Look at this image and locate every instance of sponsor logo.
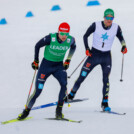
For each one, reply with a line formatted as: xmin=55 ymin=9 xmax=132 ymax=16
xmin=107 ymin=65 xmax=111 ymax=68
xmin=40 ymin=74 xmax=45 ymax=79
xmin=38 ymin=79 xmax=45 ymax=82
xmin=67 ymin=38 xmax=70 ymax=43
xmin=52 ymin=37 xmax=56 ymax=42
xmin=60 ymin=27 xmax=69 ymax=31
xmin=83 ymin=67 xmax=90 ymax=71
xmin=38 ymin=83 xmax=44 ymax=90
xmin=81 ymin=71 xmax=87 ymax=77
xmin=101 ymin=32 xmax=109 ymax=41
xmin=48 ymin=49 xmax=64 ymax=56
xmin=50 ymin=45 xmax=69 ymax=51
xmin=86 ymin=63 xmax=91 ymax=68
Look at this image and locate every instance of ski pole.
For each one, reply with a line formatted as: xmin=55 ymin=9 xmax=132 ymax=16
xmin=68 ymin=56 xmax=87 ymax=79
xmin=25 ymin=69 xmax=37 ymax=108
xmin=120 ymin=54 xmax=124 ymax=82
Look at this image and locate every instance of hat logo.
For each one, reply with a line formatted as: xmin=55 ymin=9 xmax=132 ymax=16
xmin=60 ymin=27 xmax=68 ymax=31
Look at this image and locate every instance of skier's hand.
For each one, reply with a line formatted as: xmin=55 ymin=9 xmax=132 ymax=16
xmin=32 ymin=60 xmax=39 ymax=70
xmin=63 ymin=59 xmax=70 ymax=70
xmin=121 ymin=46 xmax=127 ymax=54
xmin=86 ymin=48 xmax=92 ymax=57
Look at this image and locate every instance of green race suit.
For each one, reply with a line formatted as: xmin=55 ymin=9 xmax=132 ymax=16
xmin=44 ymin=33 xmax=72 ymax=62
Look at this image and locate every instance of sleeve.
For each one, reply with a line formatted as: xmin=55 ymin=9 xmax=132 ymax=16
xmin=116 ymin=25 xmax=126 ymax=46
xmin=66 ymin=37 xmax=76 ymax=60
xmin=83 ymin=22 xmax=96 ymax=50
xmin=34 ymin=34 xmax=51 ymax=61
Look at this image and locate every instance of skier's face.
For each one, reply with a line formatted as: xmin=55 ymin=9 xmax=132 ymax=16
xmin=104 ymin=14 xmax=114 ymax=27
xmin=58 ymin=32 xmax=69 ymax=41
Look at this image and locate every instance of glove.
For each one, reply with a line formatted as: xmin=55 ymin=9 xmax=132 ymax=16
xmin=121 ymin=46 xmax=127 ymax=54
xmin=31 ymin=60 xmax=39 ymax=70
xmin=86 ymin=48 xmax=92 ymax=57
xmin=63 ymin=59 xmax=70 ymax=70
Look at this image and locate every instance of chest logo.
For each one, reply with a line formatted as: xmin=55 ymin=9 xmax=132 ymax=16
xmin=52 ymin=37 xmax=56 ymax=42
xmin=101 ymin=32 xmax=109 ymax=41
xmin=67 ymin=38 xmax=70 ymax=43
xmin=50 ymin=45 xmax=69 ymax=50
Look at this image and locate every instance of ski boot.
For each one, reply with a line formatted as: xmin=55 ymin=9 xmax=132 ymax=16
xmin=101 ymin=97 xmax=111 ymax=112
xmin=64 ymin=90 xmax=76 ymax=102
xmin=56 ymin=102 xmax=64 ymax=119
xmin=17 ymin=108 xmax=31 ymax=120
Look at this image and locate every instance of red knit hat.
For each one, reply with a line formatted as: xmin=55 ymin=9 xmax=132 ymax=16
xmin=58 ymin=22 xmax=70 ymax=33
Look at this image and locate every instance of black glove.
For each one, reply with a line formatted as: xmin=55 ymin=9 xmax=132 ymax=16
xmin=31 ymin=60 xmax=39 ymax=70
xmin=63 ymin=59 xmax=70 ymax=70
xmin=121 ymin=46 xmax=127 ymax=54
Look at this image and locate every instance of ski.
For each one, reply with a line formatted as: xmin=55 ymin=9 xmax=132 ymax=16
xmin=96 ymin=110 xmax=126 ymax=115
xmin=45 ymin=117 xmax=82 ymax=123
xmin=31 ymin=98 xmax=88 ymax=110
xmin=1 ymin=117 xmax=32 ymax=125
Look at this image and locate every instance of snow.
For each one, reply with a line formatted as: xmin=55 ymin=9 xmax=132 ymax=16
xmin=0 ymin=0 xmax=134 ymax=134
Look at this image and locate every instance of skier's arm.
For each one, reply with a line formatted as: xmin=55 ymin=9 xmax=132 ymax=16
xmin=116 ymin=26 xmax=126 ymax=47
xmin=83 ymin=22 xmax=96 ymax=50
xmin=116 ymin=26 xmax=127 ymax=54
xmin=63 ymin=37 xmax=76 ymax=70
xmin=34 ymin=34 xmax=51 ymax=61
xmin=66 ymin=37 xmax=76 ymax=60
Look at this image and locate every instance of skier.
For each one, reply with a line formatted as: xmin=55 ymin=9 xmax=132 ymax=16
xmin=17 ymin=22 xmax=76 ymax=120
xmin=65 ymin=9 xmax=127 ymax=111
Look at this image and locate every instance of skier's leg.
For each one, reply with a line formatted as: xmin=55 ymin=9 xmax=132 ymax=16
xmin=53 ymin=68 xmax=67 ymax=118
xmin=101 ymin=54 xmax=112 ymax=111
xmin=53 ymin=69 xmax=67 ymax=103
xmin=26 ymin=59 xmax=52 ymax=109
xmin=18 ymin=59 xmax=51 ymax=120
xmin=66 ymin=56 xmax=97 ymax=100
xmin=26 ymin=71 xmax=50 ymax=109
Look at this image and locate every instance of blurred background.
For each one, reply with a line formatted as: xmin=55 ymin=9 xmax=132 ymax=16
xmin=0 ymin=0 xmax=133 ymax=108
xmin=0 ymin=0 xmax=134 ymax=133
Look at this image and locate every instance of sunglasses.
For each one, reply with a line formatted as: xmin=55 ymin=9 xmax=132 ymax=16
xmin=59 ymin=32 xmax=69 ymax=36
xmin=105 ymin=16 xmax=114 ymax=21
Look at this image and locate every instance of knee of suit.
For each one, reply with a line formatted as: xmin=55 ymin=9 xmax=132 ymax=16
xmin=60 ymin=81 xmax=67 ymax=87
xmin=31 ymin=90 xmax=42 ymax=100
xmin=103 ymin=73 xmax=109 ymax=82
xmin=103 ymin=77 xmax=109 ymax=85
xmin=76 ymin=76 xmax=85 ymax=84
